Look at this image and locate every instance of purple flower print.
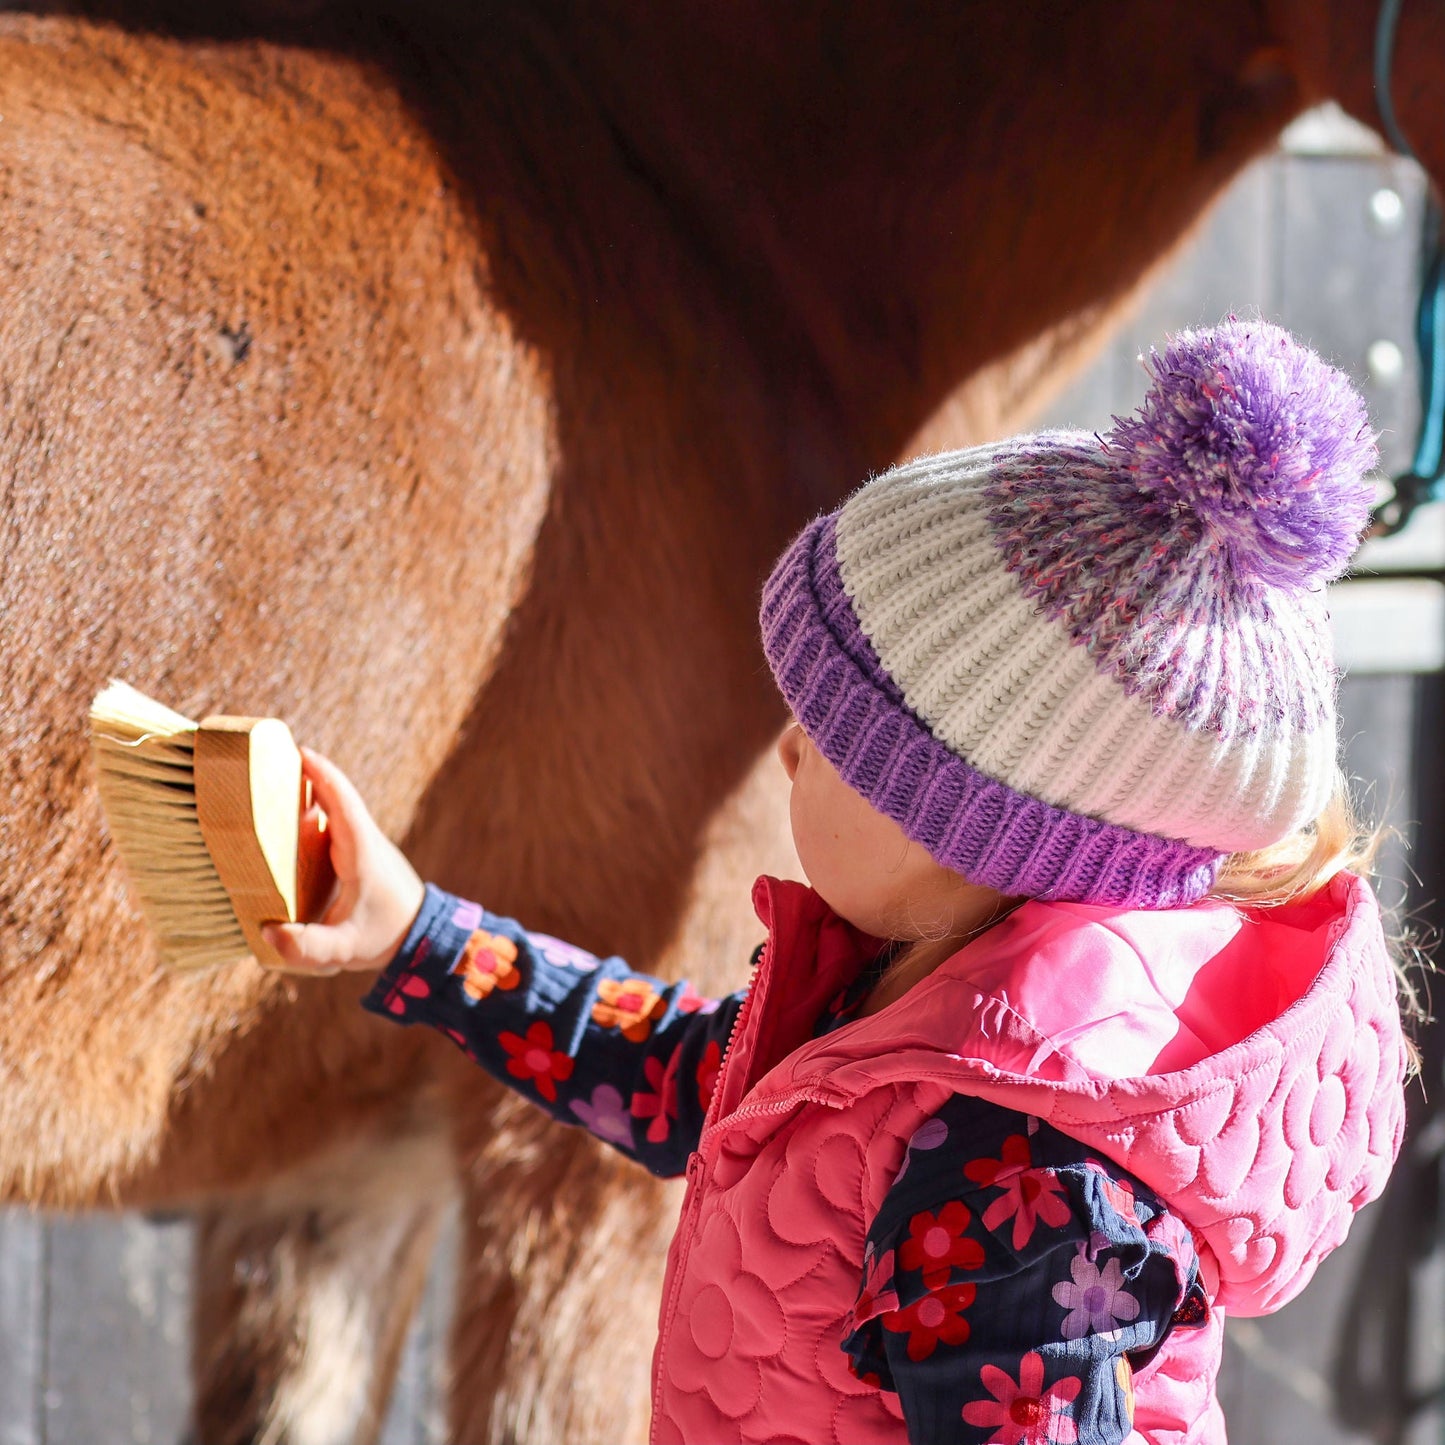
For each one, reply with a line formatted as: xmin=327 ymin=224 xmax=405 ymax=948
xmin=1051 ymin=1247 xmax=1140 ymax=1340
xmin=895 ymin=1115 xmax=949 ymax=1183
xmin=451 ymin=900 xmax=483 ymax=932
xmin=569 ymin=1084 xmax=633 ymax=1146
xmin=528 ymin=931 xmax=600 ymax=973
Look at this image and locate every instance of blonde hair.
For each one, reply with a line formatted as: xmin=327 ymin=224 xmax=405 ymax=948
xmin=1210 ymin=776 xmax=1378 ymax=907
xmin=1211 ymin=774 xmax=1428 ymax=1067
xmin=876 ymin=776 xmax=1427 ymax=1056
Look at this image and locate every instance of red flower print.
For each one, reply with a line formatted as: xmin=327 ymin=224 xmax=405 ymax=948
xmin=452 ymin=929 xmax=520 ymax=1003
xmin=966 ymin=1134 xmax=1072 ymax=1249
xmin=853 ymin=1246 xmax=898 ymax=1325
xmin=1086 ymin=1161 xmax=1140 ymax=1226
xmin=631 ymin=1048 xmax=681 ymax=1143
xmin=498 ymin=1021 xmax=574 ymax=1102
xmin=696 ymin=1039 xmax=723 ymax=1112
xmin=961 ymin=1351 xmax=1081 ymax=1444
xmin=675 ymin=983 xmax=719 ymax=1015
xmin=882 ymin=1282 xmax=976 ymax=1361
xmin=381 ymin=971 xmax=431 ymax=1015
xmin=899 ymin=1201 xmax=985 ymax=1288
xmin=591 ymin=976 xmax=667 ymax=1041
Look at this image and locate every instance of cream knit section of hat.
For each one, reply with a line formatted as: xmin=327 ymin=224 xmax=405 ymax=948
xmin=834 ymin=460 xmax=1339 ymax=853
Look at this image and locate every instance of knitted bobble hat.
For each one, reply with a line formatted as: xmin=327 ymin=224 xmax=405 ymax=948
xmin=760 ymin=320 xmax=1379 ymax=908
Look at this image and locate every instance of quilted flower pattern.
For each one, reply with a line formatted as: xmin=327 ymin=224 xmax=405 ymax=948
xmin=667 ymin=1209 xmax=787 ymax=1420
xmin=1282 ymin=1004 xmax=1376 ymax=1212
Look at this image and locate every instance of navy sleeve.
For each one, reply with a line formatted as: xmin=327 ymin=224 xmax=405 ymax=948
xmin=843 ymin=1101 xmax=1208 ymax=1445
xmin=362 ymin=885 xmax=745 ymax=1177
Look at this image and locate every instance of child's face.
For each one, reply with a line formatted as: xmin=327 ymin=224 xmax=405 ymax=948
xmin=777 ymin=721 xmax=1006 ymax=940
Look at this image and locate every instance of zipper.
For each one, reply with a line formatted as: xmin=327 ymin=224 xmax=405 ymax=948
xmin=651 ymin=1083 xmax=846 ymax=1437
xmin=703 ymin=939 xmax=768 ymax=1131
xmin=651 ymin=1148 xmax=708 ymax=1437
xmin=651 ymin=940 xmax=765 ymax=1437
xmin=699 ymin=1083 xmax=846 ymax=1150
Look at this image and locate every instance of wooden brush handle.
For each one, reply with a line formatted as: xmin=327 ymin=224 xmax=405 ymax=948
xmin=194 ymin=716 xmax=336 ymax=970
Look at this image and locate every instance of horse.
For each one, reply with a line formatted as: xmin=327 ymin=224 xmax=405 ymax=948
xmin=0 ymin=3 xmax=1440 ymax=1440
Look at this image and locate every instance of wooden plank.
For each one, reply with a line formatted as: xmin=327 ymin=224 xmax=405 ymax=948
xmin=1038 ymin=155 xmax=1276 ymax=431
xmin=1217 ymin=672 xmax=1426 ymax=1445
xmin=41 ymin=1214 xmax=192 ymax=1445
xmin=1037 ymin=146 xmax=1437 ymax=1445
xmin=379 ymin=1210 xmax=456 ymax=1445
xmin=1276 ymin=154 xmax=1429 ymax=480
xmin=0 ymin=1210 xmax=45 ymax=1445
xmin=1117 ymin=158 xmax=1275 ymax=382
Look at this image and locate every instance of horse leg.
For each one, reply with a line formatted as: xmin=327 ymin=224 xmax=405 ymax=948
xmin=187 ymin=1116 xmax=454 ymax=1445
xmin=438 ymin=1089 xmax=672 ymax=1445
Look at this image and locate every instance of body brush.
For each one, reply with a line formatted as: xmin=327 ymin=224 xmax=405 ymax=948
xmin=89 ymin=680 xmax=334 ymax=970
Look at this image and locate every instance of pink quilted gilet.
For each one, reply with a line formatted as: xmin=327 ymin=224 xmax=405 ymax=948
xmin=650 ymin=873 xmax=1407 ymax=1445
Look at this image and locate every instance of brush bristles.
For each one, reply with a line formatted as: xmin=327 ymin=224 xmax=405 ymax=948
xmin=90 ymin=680 xmax=250 ymax=970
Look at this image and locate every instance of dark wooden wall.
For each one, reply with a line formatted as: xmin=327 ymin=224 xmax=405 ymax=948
xmin=1036 ymin=106 xmax=1444 ymax=1445
xmin=1 ymin=109 xmax=1440 ymax=1445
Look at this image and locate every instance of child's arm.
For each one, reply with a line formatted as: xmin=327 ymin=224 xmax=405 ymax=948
xmin=263 ymin=750 xmax=743 ymax=1177
xmin=361 ymin=885 xmax=742 ymax=1176
xmin=844 ymin=1101 xmax=1206 ymax=1445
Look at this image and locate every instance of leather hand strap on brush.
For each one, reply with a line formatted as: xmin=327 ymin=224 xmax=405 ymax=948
xmin=90 ymin=681 xmax=336 ymax=971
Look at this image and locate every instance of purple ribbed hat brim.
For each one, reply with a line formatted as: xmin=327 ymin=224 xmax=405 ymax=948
xmin=759 ymin=515 xmax=1224 ymax=908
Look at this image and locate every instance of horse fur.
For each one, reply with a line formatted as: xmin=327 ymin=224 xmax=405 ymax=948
xmin=0 ymin=2 xmax=1440 ymax=1440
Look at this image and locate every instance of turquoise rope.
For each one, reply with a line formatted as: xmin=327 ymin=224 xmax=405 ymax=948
xmin=1371 ymin=0 xmax=1445 ymax=531
xmin=1374 ymin=0 xmax=1414 ymax=157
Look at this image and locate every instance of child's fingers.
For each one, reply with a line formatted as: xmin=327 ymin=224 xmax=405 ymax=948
xmin=298 ymin=747 xmax=369 ymax=879
xmin=262 ymin=919 xmax=359 ymax=974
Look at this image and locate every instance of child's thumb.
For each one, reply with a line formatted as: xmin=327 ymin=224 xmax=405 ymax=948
xmin=261 ymin=921 xmax=344 ymax=976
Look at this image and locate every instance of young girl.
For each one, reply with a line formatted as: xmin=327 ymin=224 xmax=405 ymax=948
xmin=266 ymin=320 xmax=1409 ymax=1445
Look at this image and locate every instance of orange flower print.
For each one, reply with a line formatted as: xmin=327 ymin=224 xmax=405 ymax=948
xmin=1116 ymin=1356 xmax=1135 ymax=1426
xmin=591 ymin=977 xmax=667 ymax=1041
xmin=452 ymin=929 xmax=521 ymax=1003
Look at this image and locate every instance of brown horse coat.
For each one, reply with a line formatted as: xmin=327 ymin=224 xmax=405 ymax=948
xmin=0 ymin=2 xmax=1441 ymax=1439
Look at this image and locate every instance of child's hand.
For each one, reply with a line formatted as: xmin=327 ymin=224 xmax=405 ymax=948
xmin=261 ymin=748 xmax=425 ymax=976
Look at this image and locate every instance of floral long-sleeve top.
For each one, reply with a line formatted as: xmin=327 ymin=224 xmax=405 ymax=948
xmin=364 ymin=885 xmax=1208 ymax=1445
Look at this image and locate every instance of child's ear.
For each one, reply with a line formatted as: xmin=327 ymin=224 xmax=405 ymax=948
xmin=777 ymin=720 xmax=805 ymax=780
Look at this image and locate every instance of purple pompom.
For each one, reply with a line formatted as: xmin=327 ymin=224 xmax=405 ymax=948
xmin=1106 ymin=321 xmax=1378 ymax=591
